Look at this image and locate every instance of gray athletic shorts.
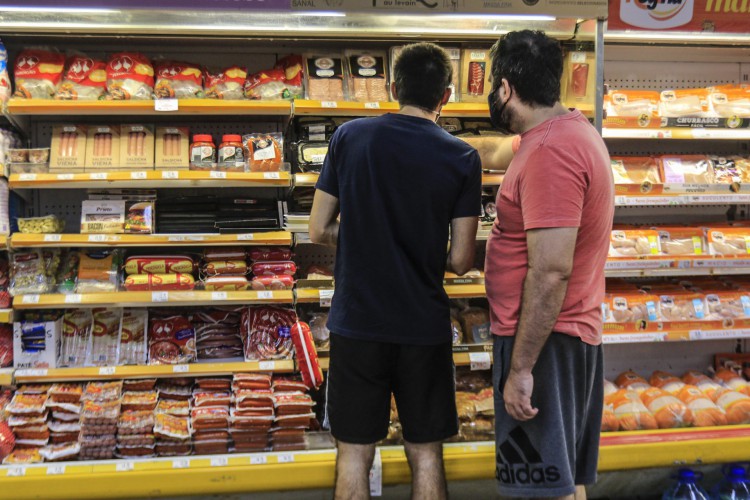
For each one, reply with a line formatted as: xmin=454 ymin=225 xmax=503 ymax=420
xmin=493 ymin=333 xmax=603 ymax=498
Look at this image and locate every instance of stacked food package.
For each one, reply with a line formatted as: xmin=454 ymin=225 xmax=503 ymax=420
xmin=117 ymin=379 xmax=157 ymax=458
xmin=124 ymin=255 xmax=196 ymax=292
xmin=270 ymin=378 xmax=314 ymax=452
xmin=605 ymin=85 xmax=750 ymax=120
xmin=80 ymin=381 xmax=122 ymax=460
xmin=155 ymin=378 xmax=193 ymax=456
xmin=44 ymin=383 xmax=82 ymax=462
xmin=610 ymin=155 xmax=750 ymax=185
xmin=191 ymin=309 xmax=243 ymax=361
xmin=231 ymin=373 xmax=274 ymax=453
xmin=192 ymin=378 xmax=232 ymax=455
xmin=202 ymin=247 xmax=251 ymax=293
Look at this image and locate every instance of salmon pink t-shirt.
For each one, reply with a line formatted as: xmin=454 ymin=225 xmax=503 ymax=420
xmin=485 ymin=110 xmax=614 ymax=345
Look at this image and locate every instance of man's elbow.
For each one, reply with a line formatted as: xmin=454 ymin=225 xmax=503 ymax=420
xmin=529 ymin=265 xmax=572 ymax=283
xmin=452 ymin=262 xmax=473 ymax=276
xmin=309 ymin=226 xmax=324 ymax=245
xmin=450 ymin=254 xmax=475 ymax=276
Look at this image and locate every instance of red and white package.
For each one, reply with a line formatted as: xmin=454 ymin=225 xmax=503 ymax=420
xmin=244 ymin=55 xmax=303 ymax=101
xmin=13 ymin=48 xmax=65 ymax=98
xmin=250 ymin=275 xmax=294 ymax=291
xmin=0 ymin=324 xmax=11 ymax=368
xmin=106 ymin=52 xmax=154 ymax=100
xmin=251 ymin=261 xmax=297 ymax=277
xmin=248 ymin=247 xmax=293 ymax=263
xmin=192 ymin=391 xmax=231 ymax=408
xmin=0 ymin=421 xmax=15 ymax=461
xmin=39 ymin=442 xmax=80 ymax=461
xmin=243 ymin=306 xmax=298 ymax=360
xmin=154 ymin=60 xmax=204 ymax=99
xmin=148 ymin=314 xmax=196 ymax=365
xmin=205 ymin=66 xmax=247 ymax=100
xmin=291 ymin=322 xmax=323 ymax=390
xmin=233 ymin=373 xmax=272 ymax=391
xmin=235 ymin=390 xmax=274 ymax=409
xmin=55 ymin=55 xmax=107 ymax=100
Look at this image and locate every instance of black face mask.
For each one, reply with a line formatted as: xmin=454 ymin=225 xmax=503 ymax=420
xmin=488 ymin=84 xmax=514 ymax=135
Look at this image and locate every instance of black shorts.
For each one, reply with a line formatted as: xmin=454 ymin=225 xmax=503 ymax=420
xmin=326 ymin=333 xmax=458 ymax=444
xmin=493 ymin=333 xmax=603 ymax=498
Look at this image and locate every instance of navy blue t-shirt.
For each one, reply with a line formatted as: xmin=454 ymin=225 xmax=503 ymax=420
xmin=316 ymin=113 xmax=482 ymax=345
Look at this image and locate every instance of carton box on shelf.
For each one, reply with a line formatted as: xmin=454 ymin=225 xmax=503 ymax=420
xmin=80 ymin=200 xmax=126 ymax=233
xmin=120 ymin=124 xmax=155 ymax=169
xmin=460 ymin=48 xmax=491 ymax=104
xmin=50 ymin=124 xmax=87 ymax=172
xmin=155 ymin=126 xmax=189 ymax=170
xmin=13 ymin=318 xmax=63 ymax=370
xmin=84 ymin=125 xmax=121 ymax=170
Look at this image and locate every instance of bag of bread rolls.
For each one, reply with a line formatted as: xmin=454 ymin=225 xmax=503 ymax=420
xmin=601 ymin=403 xmax=619 ymax=432
xmin=650 ymin=370 xmax=686 ymax=394
xmin=675 ymin=385 xmax=728 ymax=427
xmin=714 ymin=368 xmax=750 ymax=396
xmin=712 ymin=388 xmax=750 ymax=424
xmin=615 ymin=370 xmax=651 ymax=393
xmin=640 ymin=387 xmax=694 ymax=428
xmin=606 ymin=389 xmax=658 ymax=431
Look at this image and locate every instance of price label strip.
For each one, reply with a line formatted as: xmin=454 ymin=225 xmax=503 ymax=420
xmin=46 ymin=464 xmax=66 ymax=476
xmin=319 ymin=289 xmax=334 ymax=308
xmin=469 ymin=352 xmax=491 ymax=371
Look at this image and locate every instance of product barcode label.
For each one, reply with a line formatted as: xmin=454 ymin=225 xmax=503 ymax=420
xmin=152 ymin=291 xmax=169 ymax=302
xmin=263 ymin=172 xmax=280 ymax=179
xmin=43 ymin=234 xmax=61 ymax=242
xmin=88 ymin=234 xmax=107 ymax=242
xmin=64 ymin=294 xmax=82 ymax=304
xmin=172 ymin=364 xmax=189 ymax=373
xmin=364 ymin=102 xmax=380 ymax=109
xmin=210 ymin=457 xmax=228 ymax=467
xmin=21 ymin=295 xmax=40 ymax=304
xmin=277 ymin=454 xmax=295 ymax=463
xmin=56 ymin=174 xmax=74 ymax=181
xmin=17 ymin=369 xmax=47 ymax=377
xmin=116 ymin=462 xmax=134 ymax=472
xmin=257 ymin=291 xmax=273 ymax=299
xmin=319 ymin=289 xmax=334 ymax=308
xmin=155 ymin=98 xmax=179 ymax=112
xmin=211 ymin=292 xmax=228 ymax=301
xmin=469 ymin=352 xmax=491 ymax=371
xmin=259 ymin=361 xmax=275 ymax=371
xmin=209 ymin=171 xmax=227 ymax=179
xmin=18 ymin=174 xmax=37 ymax=181
xmin=98 ymin=366 xmax=116 ymax=376
xmin=47 ymin=464 xmax=66 ymax=475
xmin=7 ymin=466 xmax=26 ymax=477
xmin=172 ymin=458 xmax=190 ymax=469
xmin=130 ymin=171 xmax=148 ymax=180
xmin=162 ymin=171 xmax=179 ymax=179
xmin=89 ymin=172 xmax=108 ymax=180
xmin=236 ymin=234 xmax=254 ymax=241
xmin=250 ymin=456 xmax=268 ymax=465
xmin=321 ymin=101 xmax=337 ymax=108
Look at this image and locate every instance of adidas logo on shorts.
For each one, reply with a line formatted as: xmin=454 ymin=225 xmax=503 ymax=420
xmin=496 ymin=427 xmax=561 ymax=485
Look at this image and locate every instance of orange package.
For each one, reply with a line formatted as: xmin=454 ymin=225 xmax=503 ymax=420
xmin=655 ymin=227 xmax=705 ymax=256
xmin=640 ymin=387 xmax=694 ymax=428
xmin=615 ymin=371 xmax=651 ymax=393
xmin=604 ymin=293 xmax=660 ymax=324
xmin=659 ymin=88 xmax=710 ymax=117
xmin=601 ymin=403 xmax=619 ymax=432
xmin=649 ymin=371 xmax=686 ymax=394
xmin=714 ymin=368 xmax=750 ymax=396
xmin=609 ymin=230 xmax=661 ymax=258
xmin=605 ymin=90 xmax=659 ymax=118
xmin=675 ymin=385 xmax=728 ymax=427
xmin=604 ymin=379 xmax=618 ymax=397
xmin=707 ymin=228 xmax=750 ymax=256
xmin=709 ymin=87 xmax=750 ymax=118
xmin=243 ymin=133 xmax=283 ymax=172
xmin=658 ymin=292 xmax=707 ymax=321
xmin=610 ymin=157 xmax=661 ymax=185
xmin=683 ymin=371 xmax=725 ymax=400
xmin=13 ymin=48 xmax=65 ymax=99
xmin=712 ymin=388 xmax=750 ymax=424
xmin=605 ymin=389 xmax=658 ymax=431
xmin=704 ymin=292 xmax=750 ymax=321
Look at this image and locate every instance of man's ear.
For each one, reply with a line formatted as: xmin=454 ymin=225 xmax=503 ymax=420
xmin=441 ymin=87 xmax=451 ymax=106
xmin=391 ymin=82 xmax=398 ymax=100
xmin=500 ymin=78 xmax=512 ymax=100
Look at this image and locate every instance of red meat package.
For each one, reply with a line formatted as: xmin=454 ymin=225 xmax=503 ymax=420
xmin=55 ymin=55 xmax=107 ymax=100
xmin=13 ymin=48 xmax=65 ymax=98
xmin=205 ymin=66 xmax=246 ymax=100
xmin=251 ymin=261 xmax=296 ymax=277
xmin=106 ymin=52 xmax=154 ymax=100
xmin=154 ymin=60 xmax=204 ymax=99
xmin=250 ymin=275 xmax=294 ymax=291
xmin=243 ymin=306 xmax=297 ymax=360
xmin=0 ymin=324 xmax=11 ymax=368
xmin=148 ymin=315 xmax=196 ymax=365
xmin=291 ymin=322 xmax=323 ymax=390
xmin=248 ymin=247 xmax=293 ymax=263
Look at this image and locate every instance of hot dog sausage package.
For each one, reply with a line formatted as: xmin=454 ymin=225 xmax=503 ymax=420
xmin=205 ymin=66 xmax=246 ymax=100
xmin=562 ymin=50 xmax=595 ymax=113
xmin=106 ymin=52 xmax=154 ymax=100
xmin=344 ymin=50 xmax=388 ymax=103
xmin=84 ymin=125 xmax=121 ymax=170
xmin=119 ymin=124 xmax=155 ymax=169
xmin=155 ymin=127 xmax=190 ymax=170
xmin=55 ymin=54 xmax=107 ymax=101
xmin=118 ymin=309 xmax=148 ymax=366
xmin=610 ymin=156 xmax=661 ymax=185
xmin=59 ymin=309 xmax=93 ymax=368
xmin=148 ymin=313 xmax=196 ymax=365
xmin=154 ymin=60 xmax=204 ymax=99
xmin=13 ymin=48 xmax=65 ymax=99
xmin=88 ymin=309 xmax=122 ymax=367
xmin=242 ymin=133 xmax=284 ymax=172
xmin=50 ymin=124 xmax=87 ymax=172
xmin=460 ymin=48 xmax=491 ymax=104
xmin=304 ymin=54 xmax=347 ymax=101
xmin=291 ymin=321 xmax=323 ymax=390
xmin=242 ymin=306 xmax=298 ymax=361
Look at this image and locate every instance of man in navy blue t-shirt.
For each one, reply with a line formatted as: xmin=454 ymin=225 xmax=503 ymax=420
xmin=310 ymin=42 xmax=482 ymax=500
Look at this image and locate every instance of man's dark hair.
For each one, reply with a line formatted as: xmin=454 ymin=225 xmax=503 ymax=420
xmin=490 ymin=30 xmax=563 ymax=107
xmin=393 ymin=43 xmax=453 ymax=110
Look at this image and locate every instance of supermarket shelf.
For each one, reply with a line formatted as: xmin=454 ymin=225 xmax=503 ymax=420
xmin=8 ymin=171 xmax=291 ymax=189
xmin=293 ymin=100 xmax=492 ymax=118
xmin=615 ymin=194 xmax=750 ymax=206
xmin=294 ymin=171 xmax=504 ymax=187
xmin=297 ymin=284 xmax=486 ymax=302
xmin=0 ymin=368 xmax=13 ymax=386
xmin=14 ymin=360 xmax=294 ymax=383
xmin=6 ymin=98 xmax=292 ymax=116
xmin=603 ymin=127 xmax=750 ymax=140
xmin=10 ymin=232 xmax=291 ymax=248
xmin=317 ymin=345 xmax=493 ymax=371
xmin=12 ymin=290 xmax=293 ymax=309
xmin=0 ymin=309 xmax=12 ymax=323
xmin=602 ymin=328 xmax=750 ymax=344
xmin=0 ymin=443 xmax=494 ymax=499
xmin=0 ymin=235 xmax=6 ymax=248
xmin=605 ymin=257 xmax=750 ymax=277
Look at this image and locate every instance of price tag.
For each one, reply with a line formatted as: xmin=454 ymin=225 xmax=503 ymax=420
xmin=17 ymin=368 xmax=47 ymax=377
xmin=369 ymin=448 xmax=382 ymax=497
xmin=172 ymin=458 xmax=190 ymax=469
xmin=172 ymin=364 xmax=189 ymax=373
xmin=152 ymin=291 xmax=169 ymax=302
xmin=130 ymin=171 xmax=148 ymax=180
xmin=262 ymin=172 xmax=280 ymax=180
xmin=162 ymin=171 xmax=179 ymax=180
xmin=155 ymin=98 xmax=178 ymax=112
xmin=89 ymin=172 xmax=108 ymax=180
xmin=259 ymin=361 xmax=275 ymax=371
xmin=56 ymin=173 xmax=74 ymax=181
xmin=469 ymin=352 xmax=491 ymax=371
xmin=236 ymin=234 xmax=254 ymax=241
xmin=47 ymin=464 xmax=66 ymax=475
xmin=211 ymin=292 xmax=228 ymax=301
xmin=277 ymin=454 xmax=295 ymax=463
xmin=18 ymin=173 xmax=37 ymax=181
xmin=250 ymin=455 xmax=268 ymax=465
xmin=571 ymin=51 xmax=587 ymax=63
xmin=257 ymin=291 xmax=273 ymax=299
xmin=364 ymin=102 xmax=380 ymax=109
xmin=21 ymin=295 xmax=40 ymax=304
xmin=209 ymin=171 xmax=227 ymax=179
xmin=64 ymin=294 xmax=82 ymax=304
xmin=88 ymin=234 xmax=107 ymax=242
xmin=43 ymin=234 xmax=61 ymax=242
xmin=7 ymin=466 xmax=26 ymax=477
xmin=167 ymin=235 xmax=186 ymax=242
xmin=98 ymin=366 xmax=116 ymax=376
xmin=210 ymin=457 xmax=228 ymax=467
xmin=321 ymin=101 xmax=337 ymax=108
xmin=319 ymin=289 xmax=334 ymax=308
xmin=116 ymin=461 xmax=134 ymax=472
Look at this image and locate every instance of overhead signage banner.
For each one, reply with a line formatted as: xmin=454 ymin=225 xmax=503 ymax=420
xmin=608 ymin=0 xmax=750 ymax=32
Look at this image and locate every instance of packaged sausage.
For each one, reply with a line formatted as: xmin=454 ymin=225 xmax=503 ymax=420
xmin=659 ymin=88 xmax=710 ymax=117
xmin=233 ymin=373 xmax=272 ymax=392
xmin=250 ymin=275 xmax=294 ymax=291
xmin=605 ymin=90 xmax=660 ymax=119
xmin=659 ymin=155 xmax=715 ymax=184
xmin=50 ymin=124 xmax=87 ymax=172
xmin=55 ymin=55 xmax=107 ymax=100
xmin=235 ymin=390 xmax=275 ymax=409
xmin=120 ymin=125 xmax=155 ymax=170
xmin=305 ymin=54 xmax=346 ymax=101
xmin=39 ymin=442 xmax=80 ymax=461
xmin=148 ymin=314 xmax=196 ymax=365
xmin=204 ymin=260 xmax=248 ymax=276
xmin=123 ymin=378 xmax=156 ymax=392
xmin=105 ymin=52 xmax=154 ymax=100
xmin=88 ymin=309 xmax=122 ymax=366
xmin=156 ymin=126 xmax=190 ymax=170
xmin=125 ymin=255 xmax=195 ymax=275
xmin=204 ymin=275 xmax=249 ymax=291
xmin=655 ymin=227 xmax=705 ymax=256
xmin=196 ymin=378 xmax=231 ymax=391
xmin=290 ymin=322 xmax=323 ymax=390
xmin=204 ymin=248 xmax=246 ymax=262
xmin=193 ymin=391 xmax=231 ymax=408
xmin=124 ymin=273 xmax=195 ymax=291
xmin=460 ymin=48 xmax=491 ymax=104
xmin=605 ymin=389 xmax=658 ymax=431
xmin=675 ymin=385 xmax=728 ymax=427
xmin=59 ymin=309 xmax=93 ymax=367
xmin=121 ymin=392 xmax=158 ymax=412
xmin=345 ymin=50 xmax=388 ymax=103
xmin=610 ymin=157 xmax=662 ymax=185
xmin=2 ymin=448 xmax=42 ymax=465
xmin=154 ymin=60 xmax=204 ymax=99
xmin=649 ymin=371 xmax=686 ymax=394
xmin=639 ymin=387 xmax=694 ymax=428
xmin=248 ymin=247 xmax=293 ymax=263
xmin=118 ymin=309 xmax=148 ymax=366
xmin=205 ymin=66 xmax=246 ymax=100
xmin=243 ymin=133 xmax=284 ymax=172
xmin=609 ymin=230 xmax=661 ymax=258
xmin=6 ymin=393 xmax=47 ymax=415
xmin=243 ymin=55 xmax=304 ymax=101
xmin=154 ymin=414 xmax=192 ymax=440
xmin=614 ymin=371 xmax=651 ymax=393
xmin=13 ymin=48 xmax=65 ymax=99
xmin=707 ymin=228 xmax=750 ymax=256
xmin=155 ymin=399 xmax=190 ymax=417
xmin=243 ymin=306 xmax=298 ymax=360
xmin=251 ymin=261 xmax=296 ymax=277
xmin=82 ymin=381 xmax=122 ymax=402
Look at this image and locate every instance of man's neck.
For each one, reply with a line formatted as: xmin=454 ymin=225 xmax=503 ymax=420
xmin=398 ymin=104 xmax=439 ymax=122
xmin=516 ymin=102 xmax=570 ymax=134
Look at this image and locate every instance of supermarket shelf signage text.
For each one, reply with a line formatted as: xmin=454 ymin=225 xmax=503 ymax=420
xmin=610 ymin=0 xmax=750 ymax=31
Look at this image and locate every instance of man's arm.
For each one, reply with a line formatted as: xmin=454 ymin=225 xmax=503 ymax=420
xmin=460 ymin=136 xmax=518 ymax=171
xmin=503 ymin=226 xmax=578 ymax=421
xmin=309 ymin=190 xmax=340 ymax=248
xmin=447 ymin=216 xmax=478 ymax=276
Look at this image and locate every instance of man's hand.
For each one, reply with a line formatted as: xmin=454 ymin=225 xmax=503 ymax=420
xmin=503 ymin=369 xmax=538 ymax=421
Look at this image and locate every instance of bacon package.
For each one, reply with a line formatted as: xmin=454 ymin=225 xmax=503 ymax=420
xmin=154 ymin=60 xmax=204 ymax=99
xmin=13 ymin=49 xmax=65 ymax=98
xmin=106 ymin=52 xmax=154 ymax=100
xmin=610 ymin=157 xmax=661 ymax=185
xmin=243 ymin=133 xmax=284 ymax=172
xmin=244 ymin=55 xmax=303 ymax=101
xmin=242 ymin=306 xmax=298 ymax=360
xmin=205 ymin=66 xmax=247 ymax=100
xmin=55 ymin=55 xmax=107 ymax=100
xmin=148 ymin=314 xmax=196 ymax=365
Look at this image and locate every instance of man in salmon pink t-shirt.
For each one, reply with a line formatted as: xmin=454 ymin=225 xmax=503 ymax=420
xmin=483 ymin=31 xmax=614 ymax=500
